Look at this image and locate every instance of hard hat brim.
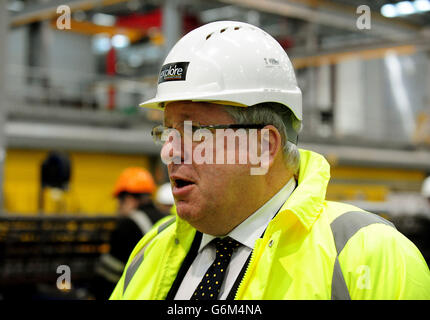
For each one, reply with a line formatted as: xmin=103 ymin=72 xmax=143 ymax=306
xmin=139 ymin=88 xmax=303 ymax=121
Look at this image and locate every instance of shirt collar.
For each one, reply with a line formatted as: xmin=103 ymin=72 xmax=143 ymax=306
xmin=199 ymin=177 xmax=296 ymax=252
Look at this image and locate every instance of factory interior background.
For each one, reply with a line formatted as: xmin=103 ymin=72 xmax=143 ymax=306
xmin=0 ymin=0 xmax=429 ymax=300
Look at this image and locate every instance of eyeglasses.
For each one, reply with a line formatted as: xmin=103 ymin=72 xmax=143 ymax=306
xmin=151 ymin=122 xmax=267 ymax=145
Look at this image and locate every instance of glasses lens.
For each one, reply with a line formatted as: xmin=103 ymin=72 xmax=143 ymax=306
xmin=151 ymin=126 xmax=165 ymax=145
xmin=152 ymin=126 xmax=183 ymax=145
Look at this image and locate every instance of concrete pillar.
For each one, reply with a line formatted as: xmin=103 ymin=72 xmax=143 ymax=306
xmin=304 ymin=22 xmax=319 ymax=134
xmin=0 ymin=0 xmax=8 ymax=212
xmin=162 ymin=0 xmax=183 ymax=56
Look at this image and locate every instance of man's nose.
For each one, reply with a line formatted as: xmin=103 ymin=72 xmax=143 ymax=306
xmin=160 ymin=133 xmax=183 ymax=164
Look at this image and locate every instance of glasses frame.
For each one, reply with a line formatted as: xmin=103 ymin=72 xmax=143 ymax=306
xmin=151 ymin=123 xmax=267 ymax=145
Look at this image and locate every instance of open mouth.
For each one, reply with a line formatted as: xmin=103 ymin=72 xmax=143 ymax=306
xmin=171 ymin=177 xmax=196 ymax=197
xmin=174 ymin=178 xmax=195 ymax=188
xmin=170 ymin=174 xmax=196 ymax=197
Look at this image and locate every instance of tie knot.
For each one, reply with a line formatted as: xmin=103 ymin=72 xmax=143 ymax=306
xmin=213 ymin=237 xmax=240 ymax=257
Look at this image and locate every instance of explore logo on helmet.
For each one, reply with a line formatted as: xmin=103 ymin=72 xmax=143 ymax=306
xmin=158 ymin=62 xmax=190 ymax=84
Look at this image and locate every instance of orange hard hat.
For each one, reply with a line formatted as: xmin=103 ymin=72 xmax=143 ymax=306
xmin=113 ymin=167 xmax=156 ymax=196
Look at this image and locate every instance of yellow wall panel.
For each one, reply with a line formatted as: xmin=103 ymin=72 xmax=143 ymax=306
xmin=4 ymin=150 xmax=47 ymax=214
xmin=326 ymin=184 xmax=389 ymax=202
xmin=330 ymin=166 xmax=425 ymax=182
xmin=4 ymin=149 xmax=152 ymax=216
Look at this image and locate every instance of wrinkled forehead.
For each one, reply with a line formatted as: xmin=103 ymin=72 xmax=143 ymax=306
xmin=164 ymin=101 xmax=234 ymax=126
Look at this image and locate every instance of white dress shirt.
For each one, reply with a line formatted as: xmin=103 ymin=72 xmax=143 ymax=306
xmin=174 ymin=178 xmax=296 ymax=300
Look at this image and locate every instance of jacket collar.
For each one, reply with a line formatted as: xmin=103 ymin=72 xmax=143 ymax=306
xmin=276 ymin=149 xmax=330 ymax=231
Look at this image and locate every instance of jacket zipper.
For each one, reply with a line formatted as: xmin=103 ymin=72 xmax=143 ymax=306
xmin=234 ymin=239 xmax=261 ymax=299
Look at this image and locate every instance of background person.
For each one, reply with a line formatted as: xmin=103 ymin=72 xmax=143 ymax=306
xmin=92 ymin=167 xmax=165 ymax=299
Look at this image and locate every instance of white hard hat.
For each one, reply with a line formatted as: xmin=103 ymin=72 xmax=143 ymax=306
xmin=140 ymin=21 xmax=302 ymax=122
xmin=422 ymin=176 xmax=430 ymax=198
xmin=156 ymin=183 xmax=174 ymax=205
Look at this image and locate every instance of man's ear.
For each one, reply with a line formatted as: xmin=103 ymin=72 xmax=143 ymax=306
xmin=262 ymin=125 xmax=282 ymax=168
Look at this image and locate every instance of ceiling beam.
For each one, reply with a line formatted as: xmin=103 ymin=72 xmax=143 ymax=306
xmin=218 ymin=0 xmax=420 ymax=41
xmin=10 ymin=0 xmax=130 ymax=27
xmin=299 ymin=142 xmax=430 ymax=170
xmin=5 ymin=120 xmax=160 ymax=155
xmin=288 ymin=34 xmax=430 ymax=69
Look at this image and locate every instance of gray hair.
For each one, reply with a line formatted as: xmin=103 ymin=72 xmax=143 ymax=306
xmin=223 ymin=103 xmax=302 ymax=175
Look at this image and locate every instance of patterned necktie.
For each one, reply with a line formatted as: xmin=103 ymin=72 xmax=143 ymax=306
xmin=191 ymin=237 xmax=240 ymax=300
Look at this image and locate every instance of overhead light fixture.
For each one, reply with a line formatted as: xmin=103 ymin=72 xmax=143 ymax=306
xmin=92 ymin=13 xmax=116 ymax=26
xmin=396 ymin=1 xmax=415 ymax=15
xmin=381 ymin=0 xmax=430 ymax=17
xmin=111 ymin=34 xmax=130 ymax=49
xmin=414 ymin=0 xmax=430 ymax=11
xmin=381 ymin=4 xmax=398 ymax=17
xmin=92 ymin=34 xmax=111 ymax=53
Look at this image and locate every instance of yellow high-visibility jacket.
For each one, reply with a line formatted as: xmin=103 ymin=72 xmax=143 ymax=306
xmin=110 ymin=149 xmax=430 ymax=299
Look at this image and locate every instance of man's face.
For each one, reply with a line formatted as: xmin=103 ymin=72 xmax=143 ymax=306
xmin=163 ymin=101 xmax=258 ymax=235
xmin=117 ymin=194 xmax=139 ymax=216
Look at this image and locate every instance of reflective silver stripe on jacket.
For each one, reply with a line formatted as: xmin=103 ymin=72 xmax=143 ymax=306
xmin=123 ymin=216 xmax=176 ymax=295
xmin=95 ymin=253 xmax=125 ymax=283
xmin=330 ymin=211 xmax=395 ymax=300
xmin=129 ymin=210 xmax=154 ymax=235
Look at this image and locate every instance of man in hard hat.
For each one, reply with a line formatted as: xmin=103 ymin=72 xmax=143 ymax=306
xmin=111 ymin=21 xmax=430 ymax=300
xmin=92 ymin=167 xmax=165 ymax=299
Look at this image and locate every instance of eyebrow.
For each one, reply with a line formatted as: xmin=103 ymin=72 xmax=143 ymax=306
xmin=164 ymin=112 xmax=194 ymax=127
